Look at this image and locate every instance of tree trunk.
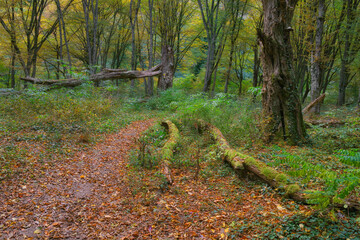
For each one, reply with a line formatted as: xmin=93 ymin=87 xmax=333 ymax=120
xmin=147 ymin=0 xmax=154 ymax=96
xmin=310 ymin=0 xmax=325 ymax=114
xmin=338 ymin=0 xmax=351 ymax=106
xmin=10 ymin=45 xmax=16 ymax=88
xmin=203 ymin=37 xmax=215 ymax=92
xmin=258 ymin=0 xmax=307 ymax=144
xmin=224 ymin=40 xmax=235 ymax=93
xmin=211 ymin=65 xmax=218 ymax=97
xmin=158 ymin=45 xmax=174 ymax=90
xmin=252 ymin=44 xmax=260 ymax=87
xmin=338 ymin=57 xmax=349 ymax=106
xmin=57 ymin=0 xmax=72 ymax=76
xmin=129 ymin=0 xmax=141 ymax=90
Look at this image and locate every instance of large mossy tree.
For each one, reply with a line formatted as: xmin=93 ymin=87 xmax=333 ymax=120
xmin=258 ymin=0 xmax=307 ymax=144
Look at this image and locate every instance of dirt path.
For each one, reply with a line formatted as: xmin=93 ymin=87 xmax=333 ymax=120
xmin=0 ymin=119 xmax=155 ymax=239
xmin=1 ymin=119 xmax=309 ymax=239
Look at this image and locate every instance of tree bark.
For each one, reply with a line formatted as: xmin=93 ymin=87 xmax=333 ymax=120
xmin=252 ymin=44 xmax=260 ymax=88
xmin=10 ymin=45 xmax=16 ymax=89
xmin=258 ymin=0 xmax=307 ymax=144
xmin=310 ymin=0 xmax=325 ymax=114
xmin=203 ymin=37 xmax=216 ymax=92
xmin=147 ymin=0 xmax=154 ymax=96
xmin=129 ymin=0 xmax=141 ymax=90
xmin=158 ymin=45 xmax=175 ymax=90
xmin=337 ymin=0 xmax=359 ymax=106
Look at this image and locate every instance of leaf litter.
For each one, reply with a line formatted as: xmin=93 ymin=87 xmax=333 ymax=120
xmin=0 ymin=119 xmax=312 ymax=239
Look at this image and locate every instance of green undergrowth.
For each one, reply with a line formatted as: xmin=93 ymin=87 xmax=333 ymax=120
xmin=261 ymin=211 xmax=360 ymax=239
xmin=129 ymin=119 xmax=236 ymax=190
xmin=128 ymin=89 xmax=262 ymax=147
xmin=0 ymin=84 xmax=157 ymax=180
xmin=256 ymin=145 xmax=360 ymax=209
xmin=129 ymin=122 xmax=167 ymax=169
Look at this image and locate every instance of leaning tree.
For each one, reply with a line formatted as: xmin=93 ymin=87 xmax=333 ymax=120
xmin=258 ymin=0 xmax=307 ymax=144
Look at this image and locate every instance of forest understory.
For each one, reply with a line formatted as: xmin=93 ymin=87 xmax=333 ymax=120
xmin=1 ymin=87 xmax=359 ymax=239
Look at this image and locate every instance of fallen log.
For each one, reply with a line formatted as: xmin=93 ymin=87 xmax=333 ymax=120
xmin=20 ymin=65 xmax=162 ymax=87
xmin=0 ymin=88 xmax=21 ymax=96
xmin=160 ymin=120 xmax=180 ymax=185
xmin=197 ymin=119 xmax=360 ymax=211
xmin=20 ymin=77 xmax=83 ymax=87
xmin=196 ymin=119 xmax=244 ymax=170
xmin=302 ymin=93 xmax=326 ymax=114
xmin=91 ymin=65 xmax=162 ymax=81
xmin=305 ymin=119 xmax=346 ymax=128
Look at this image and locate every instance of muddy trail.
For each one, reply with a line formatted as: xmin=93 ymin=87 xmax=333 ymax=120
xmin=0 ymin=119 xmax=307 ymax=239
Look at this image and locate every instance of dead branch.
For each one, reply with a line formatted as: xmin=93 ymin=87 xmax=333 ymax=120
xmin=302 ymin=93 xmax=326 ymax=114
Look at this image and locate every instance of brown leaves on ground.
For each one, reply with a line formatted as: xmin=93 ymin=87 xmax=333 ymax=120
xmin=0 ymin=119 xmax=309 ymax=239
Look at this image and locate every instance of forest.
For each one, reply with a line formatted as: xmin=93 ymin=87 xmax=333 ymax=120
xmin=0 ymin=0 xmax=360 ymax=238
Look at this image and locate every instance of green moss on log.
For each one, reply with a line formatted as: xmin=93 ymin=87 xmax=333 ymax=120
xmin=197 ymin=119 xmax=245 ymax=169
xmin=161 ymin=120 xmax=180 ymax=161
xmin=275 ymin=174 xmax=288 ymax=185
xmin=261 ymin=168 xmax=278 ymax=180
xmin=285 ymin=184 xmax=301 ymax=196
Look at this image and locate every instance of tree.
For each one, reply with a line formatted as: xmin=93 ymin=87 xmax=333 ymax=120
xmin=310 ymin=0 xmax=325 ymax=114
xmin=223 ymin=0 xmax=248 ymax=93
xmin=338 ymin=0 xmax=360 ymax=106
xmin=82 ymin=0 xmax=99 ymax=79
xmin=156 ymin=0 xmax=193 ymax=91
xmin=129 ymin=0 xmax=141 ymax=89
xmin=55 ymin=0 xmax=72 ymax=78
xmin=0 ymin=0 xmax=73 ymax=79
xmin=197 ymin=0 xmax=227 ymax=92
xmin=258 ymin=0 xmax=307 ymax=144
xmin=146 ymin=0 xmax=155 ymax=96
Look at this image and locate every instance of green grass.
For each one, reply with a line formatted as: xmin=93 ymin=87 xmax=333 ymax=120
xmin=0 ymin=84 xmax=159 ymax=179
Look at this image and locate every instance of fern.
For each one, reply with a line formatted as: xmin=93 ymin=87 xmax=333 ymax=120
xmin=268 ymin=149 xmax=360 ymax=208
xmin=337 ymin=149 xmax=360 ymax=167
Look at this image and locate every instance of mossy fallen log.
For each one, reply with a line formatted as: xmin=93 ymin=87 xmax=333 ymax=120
xmin=197 ymin=119 xmax=359 ymax=211
xmin=197 ymin=120 xmax=299 ymax=196
xmin=160 ymin=120 xmax=180 ymax=185
xmin=196 ymin=119 xmax=244 ymax=170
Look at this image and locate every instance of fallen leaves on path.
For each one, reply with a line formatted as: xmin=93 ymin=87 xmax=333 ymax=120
xmin=0 ymin=119 xmax=309 ymax=239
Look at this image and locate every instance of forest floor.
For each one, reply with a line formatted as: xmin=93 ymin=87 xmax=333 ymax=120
xmin=0 ymin=118 xmax=313 ymax=239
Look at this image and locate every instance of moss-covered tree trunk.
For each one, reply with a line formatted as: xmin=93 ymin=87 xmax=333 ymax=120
xmin=258 ymin=0 xmax=307 ymax=144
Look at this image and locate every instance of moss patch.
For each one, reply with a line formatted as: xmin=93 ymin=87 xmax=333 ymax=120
xmin=285 ymin=184 xmax=301 ymax=196
xmin=275 ymin=174 xmax=288 ymax=185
